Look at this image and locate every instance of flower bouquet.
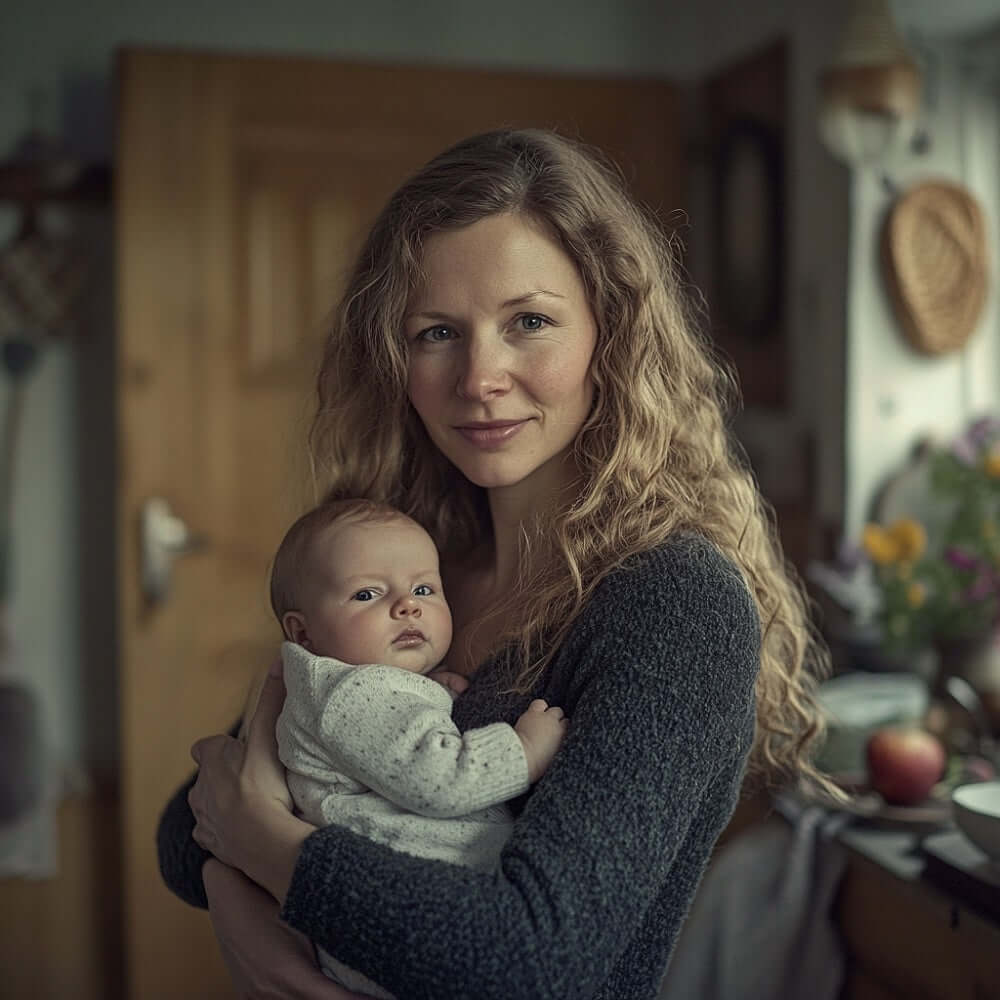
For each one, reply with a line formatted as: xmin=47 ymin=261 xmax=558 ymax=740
xmin=860 ymin=416 xmax=1000 ymax=654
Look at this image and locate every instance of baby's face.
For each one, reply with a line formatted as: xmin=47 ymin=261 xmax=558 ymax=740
xmin=294 ymin=517 xmax=452 ymax=672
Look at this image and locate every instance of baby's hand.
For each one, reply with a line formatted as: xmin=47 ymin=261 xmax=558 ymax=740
xmin=514 ymin=699 xmax=568 ymax=783
xmin=428 ymin=669 xmax=470 ymax=700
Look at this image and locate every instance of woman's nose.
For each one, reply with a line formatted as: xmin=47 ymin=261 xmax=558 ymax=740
xmin=455 ymin=338 xmax=512 ymax=401
xmin=391 ymin=595 xmax=421 ymax=618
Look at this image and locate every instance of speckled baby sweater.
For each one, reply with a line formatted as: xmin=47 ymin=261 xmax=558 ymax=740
xmin=157 ymin=533 xmax=760 ymax=1000
xmin=276 ymin=642 xmax=530 ymax=996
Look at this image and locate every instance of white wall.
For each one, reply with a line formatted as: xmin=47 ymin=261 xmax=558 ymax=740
xmin=843 ymin=46 xmax=1000 ymax=536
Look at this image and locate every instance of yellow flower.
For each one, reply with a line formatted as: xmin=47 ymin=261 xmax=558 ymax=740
xmin=906 ymin=582 xmax=926 ymax=607
xmin=862 ymin=524 xmax=898 ymax=565
xmin=890 ymin=518 xmax=927 ymax=562
xmin=862 ymin=518 xmax=927 ymax=565
xmin=985 ymin=448 xmax=1000 ymax=478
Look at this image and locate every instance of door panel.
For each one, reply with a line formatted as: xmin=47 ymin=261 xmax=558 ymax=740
xmin=117 ymin=47 xmax=681 ymax=999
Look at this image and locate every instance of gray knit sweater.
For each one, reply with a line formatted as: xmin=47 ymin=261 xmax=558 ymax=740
xmin=157 ymin=533 xmax=760 ymax=999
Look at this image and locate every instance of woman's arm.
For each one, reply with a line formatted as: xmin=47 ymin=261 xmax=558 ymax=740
xmin=277 ymin=544 xmax=761 ymax=1000
xmin=157 ymin=759 xmax=219 ymax=909
xmin=187 ymin=665 xmax=315 ymax=904
xmin=159 ymin=670 xmax=357 ymax=997
xmin=203 ymin=859 xmax=368 ymax=999
xmin=157 ymin=661 xmax=313 ymax=909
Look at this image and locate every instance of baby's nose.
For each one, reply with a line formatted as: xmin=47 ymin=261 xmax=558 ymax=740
xmin=392 ymin=595 xmax=421 ymax=617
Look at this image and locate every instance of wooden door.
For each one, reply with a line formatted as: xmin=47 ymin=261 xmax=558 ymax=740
xmin=117 ymin=47 xmax=681 ymax=999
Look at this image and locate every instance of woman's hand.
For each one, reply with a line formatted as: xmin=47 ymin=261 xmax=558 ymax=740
xmin=190 ymin=660 xmax=314 ymax=902
xmin=204 ymin=858 xmax=367 ymax=1000
xmin=427 ymin=667 xmax=470 ymax=699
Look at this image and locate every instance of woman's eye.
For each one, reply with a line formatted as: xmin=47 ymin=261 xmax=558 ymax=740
xmin=518 ymin=313 xmax=548 ymax=332
xmin=417 ymin=325 xmax=456 ymax=344
xmin=352 ymin=589 xmax=377 ymax=602
xmin=413 ymin=584 xmax=433 ymax=596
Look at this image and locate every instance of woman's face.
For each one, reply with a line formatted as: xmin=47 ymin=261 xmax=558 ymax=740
xmin=404 ymin=213 xmax=598 ymax=500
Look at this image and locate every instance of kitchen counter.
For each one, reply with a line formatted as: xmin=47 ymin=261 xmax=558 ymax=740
xmin=716 ymin=788 xmax=1000 ymax=999
xmin=834 ymin=822 xmax=1000 ymax=999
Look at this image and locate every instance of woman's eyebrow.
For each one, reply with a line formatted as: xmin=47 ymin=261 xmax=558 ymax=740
xmin=499 ymin=289 xmax=566 ymax=308
xmin=405 ymin=309 xmax=454 ymax=322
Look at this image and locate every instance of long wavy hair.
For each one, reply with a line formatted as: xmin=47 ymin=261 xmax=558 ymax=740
xmin=310 ymin=128 xmax=834 ymax=794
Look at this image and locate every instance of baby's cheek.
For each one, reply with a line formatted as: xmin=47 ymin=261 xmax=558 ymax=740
xmin=438 ymin=610 xmax=455 ymax=652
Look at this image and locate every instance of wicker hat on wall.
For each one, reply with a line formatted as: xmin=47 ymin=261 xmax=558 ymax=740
xmin=882 ymin=179 xmax=989 ymax=356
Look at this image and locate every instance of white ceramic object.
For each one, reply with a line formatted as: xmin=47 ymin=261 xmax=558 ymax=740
xmin=816 ymin=672 xmax=928 ymax=775
xmin=951 ymin=781 xmax=1000 ymax=861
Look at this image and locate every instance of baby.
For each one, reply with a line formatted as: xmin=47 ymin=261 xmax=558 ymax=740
xmin=271 ymin=498 xmax=567 ymax=998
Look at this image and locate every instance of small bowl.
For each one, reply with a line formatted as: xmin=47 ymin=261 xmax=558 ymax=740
xmin=951 ymin=781 xmax=1000 ymax=861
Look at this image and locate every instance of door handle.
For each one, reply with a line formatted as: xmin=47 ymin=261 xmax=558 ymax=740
xmin=140 ymin=497 xmax=207 ymax=604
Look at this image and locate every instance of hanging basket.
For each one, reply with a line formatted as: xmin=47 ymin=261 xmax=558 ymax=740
xmin=881 ymin=179 xmax=989 ymax=356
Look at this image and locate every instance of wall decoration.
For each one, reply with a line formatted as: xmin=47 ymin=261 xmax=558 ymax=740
xmin=701 ymin=38 xmax=789 ymax=410
xmin=714 ymin=117 xmax=784 ymax=346
xmin=882 ymin=179 xmax=989 ymax=356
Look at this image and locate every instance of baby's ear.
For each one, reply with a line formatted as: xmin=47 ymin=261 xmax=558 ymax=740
xmin=282 ymin=611 xmax=311 ymax=650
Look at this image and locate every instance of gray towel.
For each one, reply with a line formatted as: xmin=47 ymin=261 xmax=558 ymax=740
xmin=660 ymin=801 xmax=849 ymax=1000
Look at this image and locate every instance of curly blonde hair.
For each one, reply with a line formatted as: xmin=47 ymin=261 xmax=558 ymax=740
xmin=309 ymin=128 xmax=834 ymax=795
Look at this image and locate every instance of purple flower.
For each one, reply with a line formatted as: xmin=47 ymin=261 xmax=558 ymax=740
xmin=967 ymin=415 xmax=1000 ymax=446
xmin=945 ymin=547 xmax=983 ymax=571
xmin=950 ymin=435 xmax=980 ymax=465
xmin=965 ymin=571 xmax=998 ymax=602
xmin=951 ymin=415 xmax=1000 ymax=463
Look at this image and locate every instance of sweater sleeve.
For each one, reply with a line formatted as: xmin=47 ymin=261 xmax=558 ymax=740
xmin=278 ymin=543 xmax=760 ymax=1000
xmin=155 ymin=718 xmax=243 ymax=910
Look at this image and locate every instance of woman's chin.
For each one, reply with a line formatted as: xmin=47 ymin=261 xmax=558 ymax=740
xmin=454 ymin=465 xmax=527 ymax=491
xmin=450 ymin=449 xmax=578 ymax=497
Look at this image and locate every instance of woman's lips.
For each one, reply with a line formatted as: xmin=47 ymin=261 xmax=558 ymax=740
xmin=455 ymin=421 xmax=528 ymax=448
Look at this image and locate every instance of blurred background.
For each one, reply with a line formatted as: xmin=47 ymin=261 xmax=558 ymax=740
xmin=1 ymin=0 xmax=999 ymax=997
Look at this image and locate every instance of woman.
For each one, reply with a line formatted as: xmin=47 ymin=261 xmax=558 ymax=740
xmin=158 ymin=128 xmax=833 ymax=1000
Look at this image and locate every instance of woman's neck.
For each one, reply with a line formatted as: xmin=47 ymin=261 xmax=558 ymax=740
xmin=482 ymin=514 xmax=524 ymax=597
xmin=484 ymin=461 xmax=581 ymax=594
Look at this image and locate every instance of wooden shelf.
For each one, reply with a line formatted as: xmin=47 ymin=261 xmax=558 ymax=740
xmin=0 ymin=162 xmax=111 ymax=204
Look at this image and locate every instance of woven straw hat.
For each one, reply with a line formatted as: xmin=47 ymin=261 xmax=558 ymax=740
xmin=882 ymin=179 xmax=989 ymax=356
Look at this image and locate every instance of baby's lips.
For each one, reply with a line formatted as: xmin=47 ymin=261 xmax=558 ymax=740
xmin=393 ymin=629 xmax=427 ymax=643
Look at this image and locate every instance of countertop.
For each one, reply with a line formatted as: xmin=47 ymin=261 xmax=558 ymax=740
xmin=831 ymin=816 xmax=1000 ymax=998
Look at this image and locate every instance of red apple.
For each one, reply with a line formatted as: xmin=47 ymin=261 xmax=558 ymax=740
xmin=865 ymin=726 xmax=947 ymax=806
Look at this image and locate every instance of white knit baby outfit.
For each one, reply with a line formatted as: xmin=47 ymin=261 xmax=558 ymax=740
xmin=275 ymin=641 xmax=530 ymax=998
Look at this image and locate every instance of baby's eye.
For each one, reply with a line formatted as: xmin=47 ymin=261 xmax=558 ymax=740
xmin=352 ymin=589 xmax=377 ymax=602
xmin=413 ymin=584 xmax=434 ymax=596
xmin=517 ymin=313 xmax=549 ymax=332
